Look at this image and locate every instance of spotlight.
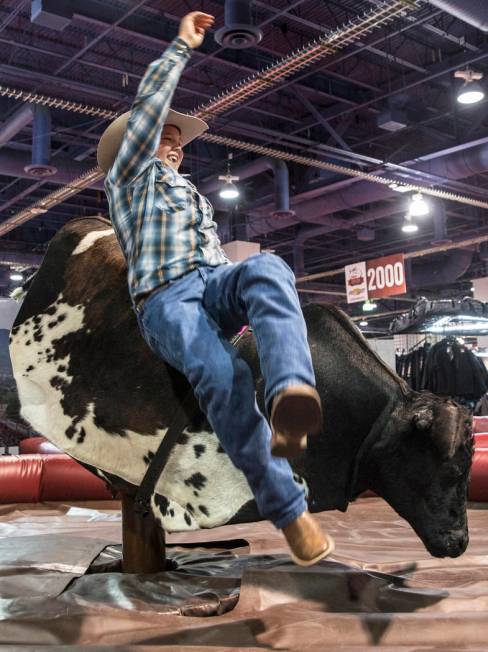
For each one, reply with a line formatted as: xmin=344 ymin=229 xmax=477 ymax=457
xmin=409 ymin=193 xmax=429 ymax=217
xmin=218 ymin=152 xmax=240 ymax=201
xmin=219 ymin=180 xmax=239 ymax=200
xmin=389 ymin=182 xmax=411 ymax=193
xmin=359 ymin=319 xmax=368 ymax=327
xmin=362 ymin=300 xmax=377 ymax=312
xmin=401 ymin=213 xmax=418 ymax=234
xmin=10 ymin=272 xmax=23 ymax=281
xmin=455 ymin=69 xmax=485 ymax=105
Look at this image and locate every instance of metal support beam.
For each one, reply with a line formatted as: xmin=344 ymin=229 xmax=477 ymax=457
xmin=295 ymin=89 xmax=352 ymax=152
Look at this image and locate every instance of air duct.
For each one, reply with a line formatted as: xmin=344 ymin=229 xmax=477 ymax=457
xmin=250 ymin=139 xmax=488 ymax=235
xmin=0 ymin=252 xmax=44 ymax=267
xmin=407 ymin=200 xmax=472 ymax=288
xmin=24 ymin=105 xmax=57 ymax=178
xmin=215 ymin=0 xmax=263 ymax=49
xmin=431 ymin=201 xmax=452 ymax=246
xmin=201 ymin=157 xmax=294 ymax=218
xmin=0 ymin=149 xmax=102 ymax=188
xmin=427 ymin=1 xmax=488 ymax=33
xmin=31 ymin=0 xmax=73 ymax=31
xmin=0 ymin=105 xmax=33 ymax=148
xmin=408 ymin=249 xmax=474 ymax=289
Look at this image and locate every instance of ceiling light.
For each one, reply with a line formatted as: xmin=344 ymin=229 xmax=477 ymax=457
xmin=28 ymin=206 xmax=48 ymax=215
xmin=401 ymin=213 xmax=418 ymax=234
xmin=362 ymin=300 xmax=377 ymax=312
xmin=218 ymin=152 xmax=240 ymax=201
xmin=10 ymin=272 xmax=23 ymax=281
xmin=458 ymin=82 xmax=485 ymax=105
xmin=389 ymin=182 xmax=411 ymax=193
xmin=219 ymin=180 xmax=240 ymax=200
xmin=455 ymin=69 xmax=485 ymax=105
xmin=409 ymin=193 xmax=429 ymax=217
xmin=359 ymin=319 xmax=368 ymax=327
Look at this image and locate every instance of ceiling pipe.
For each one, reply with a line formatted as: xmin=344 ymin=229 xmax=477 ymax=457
xmin=249 ymin=140 xmax=488 ymax=235
xmin=427 ymin=1 xmax=488 ymax=33
xmin=407 ymin=249 xmax=474 ymax=289
xmin=200 ymin=157 xmax=294 ymax=218
xmin=406 ymin=200 xmax=473 ymax=288
xmin=24 ymin=105 xmax=57 ymax=178
xmin=215 ymin=0 xmax=263 ymax=49
xmin=0 ymin=149 xmax=104 ymax=190
xmin=0 ymin=251 xmax=43 ymax=267
xmin=0 ymin=104 xmax=33 ymax=148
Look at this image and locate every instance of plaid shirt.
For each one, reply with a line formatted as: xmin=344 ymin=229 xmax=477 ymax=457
xmin=104 ymin=37 xmax=229 ymax=306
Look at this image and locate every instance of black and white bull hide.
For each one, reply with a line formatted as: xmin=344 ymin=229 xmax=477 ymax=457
xmin=9 ymin=217 xmax=473 ymax=558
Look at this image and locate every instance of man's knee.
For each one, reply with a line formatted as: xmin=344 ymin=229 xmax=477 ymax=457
xmin=242 ymin=252 xmax=294 ymax=281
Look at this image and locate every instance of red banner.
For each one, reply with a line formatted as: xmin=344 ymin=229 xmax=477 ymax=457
xmin=366 ymin=253 xmax=406 ymax=299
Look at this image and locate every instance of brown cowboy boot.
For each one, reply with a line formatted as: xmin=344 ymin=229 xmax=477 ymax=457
xmin=282 ymin=511 xmax=335 ymax=566
xmin=270 ymin=385 xmax=322 ymax=458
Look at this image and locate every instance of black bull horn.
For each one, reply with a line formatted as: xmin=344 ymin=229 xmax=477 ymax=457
xmin=9 ymin=218 xmax=474 ymax=558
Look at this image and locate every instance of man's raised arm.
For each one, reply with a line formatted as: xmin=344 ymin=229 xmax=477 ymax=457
xmin=107 ymin=12 xmax=214 ymax=185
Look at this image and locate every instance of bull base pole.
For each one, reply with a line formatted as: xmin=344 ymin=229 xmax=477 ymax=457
xmin=121 ymin=492 xmax=168 ymax=573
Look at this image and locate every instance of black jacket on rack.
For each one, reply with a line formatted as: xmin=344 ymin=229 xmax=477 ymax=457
xmin=421 ymin=338 xmax=488 ymax=400
xmin=395 ymin=344 xmax=430 ymax=391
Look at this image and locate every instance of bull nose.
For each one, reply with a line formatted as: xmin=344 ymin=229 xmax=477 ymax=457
xmin=445 ymin=531 xmax=468 ymax=557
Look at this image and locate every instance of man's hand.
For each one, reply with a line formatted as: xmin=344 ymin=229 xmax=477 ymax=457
xmin=178 ymin=12 xmax=214 ymax=49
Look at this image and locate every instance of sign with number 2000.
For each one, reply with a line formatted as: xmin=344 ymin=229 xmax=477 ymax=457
xmin=366 ymin=253 xmax=406 ymax=299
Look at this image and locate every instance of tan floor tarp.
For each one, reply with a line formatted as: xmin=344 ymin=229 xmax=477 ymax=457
xmin=1 ymin=497 xmax=488 ymax=648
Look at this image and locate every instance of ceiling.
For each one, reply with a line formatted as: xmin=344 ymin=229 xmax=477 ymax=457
xmin=1 ymin=0 xmax=488 ymax=330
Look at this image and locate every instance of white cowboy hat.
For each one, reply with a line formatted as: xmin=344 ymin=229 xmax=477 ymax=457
xmin=97 ymin=109 xmax=209 ymax=174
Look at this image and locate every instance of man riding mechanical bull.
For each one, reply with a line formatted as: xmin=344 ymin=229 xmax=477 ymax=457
xmin=97 ymin=10 xmax=333 ymax=567
xmin=9 ymin=10 xmax=474 ymax=566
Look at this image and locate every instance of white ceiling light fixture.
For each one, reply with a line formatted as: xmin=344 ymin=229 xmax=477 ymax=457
xmin=359 ymin=319 xmax=369 ymax=327
xmin=455 ymin=69 xmax=485 ymax=105
xmin=401 ymin=213 xmax=419 ymax=234
xmin=388 ymin=182 xmax=411 ymax=193
xmin=10 ymin=272 xmax=23 ymax=281
xmin=218 ymin=152 xmax=240 ymax=200
xmin=409 ymin=192 xmax=429 ymax=217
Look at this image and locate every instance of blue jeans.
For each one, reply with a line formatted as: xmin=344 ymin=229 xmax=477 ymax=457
xmin=135 ymin=253 xmax=315 ymax=529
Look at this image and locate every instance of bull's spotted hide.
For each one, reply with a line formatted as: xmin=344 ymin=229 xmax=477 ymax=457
xmin=10 ymin=301 xmax=255 ymax=530
xmin=10 ymin=289 xmax=307 ymax=533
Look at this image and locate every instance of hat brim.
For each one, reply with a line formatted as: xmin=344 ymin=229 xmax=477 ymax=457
xmin=97 ymin=109 xmax=209 ymax=174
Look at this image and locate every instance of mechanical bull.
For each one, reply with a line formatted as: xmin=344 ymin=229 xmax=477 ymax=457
xmin=9 ymin=217 xmax=473 ymax=558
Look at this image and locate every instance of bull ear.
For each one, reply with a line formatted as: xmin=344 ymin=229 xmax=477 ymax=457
xmin=413 ymin=407 xmax=434 ymax=431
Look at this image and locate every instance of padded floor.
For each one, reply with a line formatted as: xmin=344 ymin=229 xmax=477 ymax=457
xmin=1 ymin=498 xmax=488 ymax=649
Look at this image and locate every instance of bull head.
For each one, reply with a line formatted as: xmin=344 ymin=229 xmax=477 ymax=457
xmin=363 ymin=393 xmax=473 ymax=558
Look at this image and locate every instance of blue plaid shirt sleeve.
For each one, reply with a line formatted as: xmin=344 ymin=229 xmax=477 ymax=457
xmin=107 ymin=37 xmax=191 ymax=185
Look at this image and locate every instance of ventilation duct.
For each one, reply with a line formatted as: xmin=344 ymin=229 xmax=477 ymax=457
xmin=250 ymin=139 xmax=488 ymax=235
xmin=31 ymin=0 xmax=73 ymax=31
xmin=0 ymin=149 xmax=103 ymax=188
xmin=408 ymin=249 xmax=474 ymax=289
xmin=427 ymin=1 xmax=488 ymax=33
xmin=0 ymin=252 xmax=43 ymax=267
xmin=0 ymin=105 xmax=33 ymax=148
xmin=201 ymin=157 xmax=293 ymax=218
xmin=215 ymin=0 xmax=263 ymax=49
xmin=24 ymin=105 xmax=56 ymax=178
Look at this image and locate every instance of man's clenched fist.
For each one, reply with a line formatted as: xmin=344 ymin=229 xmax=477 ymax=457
xmin=178 ymin=12 xmax=214 ymax=49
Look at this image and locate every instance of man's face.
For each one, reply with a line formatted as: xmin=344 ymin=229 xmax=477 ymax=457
xmin=157 ymin=124 xmax=183 ymax=171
